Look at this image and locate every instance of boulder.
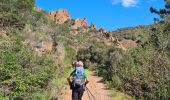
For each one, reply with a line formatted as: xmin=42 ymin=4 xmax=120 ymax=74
xmin=71 ymin=19 xmax=82 ymax=29
xmin=98 ymin=28 xmax=106 ymax=33
xmin=103 ymin=32 xmax=116 ymax=42
xmin=71 ymin=18 xmax=88 ymax=29
xmin=89 ymin=23 xmax=97 ymax=30
xmin=49 ymin=11 xmax=56 ymax=20
xmin=41 ymin=40 xmax=53 ymax=52
xmin=49 ymin=9 xmax=71 ymax=24
xmin=81 ymin=18 xmax=88 ymax=27
xmin=34 ymin=6 xmax=41 ymax=12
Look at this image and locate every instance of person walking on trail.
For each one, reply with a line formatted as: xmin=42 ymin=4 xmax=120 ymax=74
xmin=67 ymin=61 xmax=89 ymax=100
xmin=72 ymin=61 xmax=77 ymax=69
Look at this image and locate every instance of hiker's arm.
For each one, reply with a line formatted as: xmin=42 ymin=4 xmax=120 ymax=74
xmin=67 ymin=69 xmax=75 ymax=84
xmin=85 ymin=78 xmax=89 ymax=85
xmin=84 ymin=72 xmax=89 ymax=85
xmin=67 ymin=75 xmax=71 ymax=84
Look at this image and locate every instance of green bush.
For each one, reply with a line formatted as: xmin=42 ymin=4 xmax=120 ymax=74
xmin=77 ymin=33 xmax=170 ymax=99
xmin=0 ymin=39 xmax=55 ymax=98
xmin=76 ymin=1 xmax=170 ymax=99
xmin=0 ymin=0 xmax=34 ymax=29
xmin=111 ymin=75 xmax=122 ymax=89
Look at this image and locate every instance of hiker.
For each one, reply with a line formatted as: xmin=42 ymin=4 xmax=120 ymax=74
xmin=72 ymin=61 xmax=77 ymax=69
xmin=67 ymin=61 xmax=89 ymax=100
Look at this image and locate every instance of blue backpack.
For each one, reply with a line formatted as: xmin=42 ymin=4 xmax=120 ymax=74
xmin=72 ymin=66 xmax=85 ymax=89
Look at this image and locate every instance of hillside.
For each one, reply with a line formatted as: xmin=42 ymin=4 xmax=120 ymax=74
xmin=1 ymin=0 xmax=170 ymax=100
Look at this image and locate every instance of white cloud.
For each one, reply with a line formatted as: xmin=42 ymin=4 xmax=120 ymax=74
xmin=111 ymin=0 xmax=157 ymax=7
xmin=122 ymin=0 xmax=139 ymax=7
xmin=111 ymin=0 xmax=139 ymax=7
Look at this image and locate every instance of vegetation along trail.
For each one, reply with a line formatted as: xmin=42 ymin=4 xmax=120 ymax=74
xmin=1 ymin=0 xmax=169 ymax=99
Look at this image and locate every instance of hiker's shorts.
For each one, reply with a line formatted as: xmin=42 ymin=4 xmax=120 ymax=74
xmin=72 ymin=87 xmax=84 ymax=100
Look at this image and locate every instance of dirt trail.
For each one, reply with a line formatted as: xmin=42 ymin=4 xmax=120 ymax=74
xmin=61 ymin=70 xmax=131 ymax=100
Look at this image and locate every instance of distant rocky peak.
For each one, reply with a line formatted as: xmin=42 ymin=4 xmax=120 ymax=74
xmin=89 ymin=23 xmax=97 ymax=30
xmin=71 ymin=18 xmax=88 ymax=29
xmin=98 ymin=28 xmax=106 ymax=34
xmin=34 ymin=6 xmax=42 ymax=12
xmin=49 ymin=9 xmax=71 ymax=24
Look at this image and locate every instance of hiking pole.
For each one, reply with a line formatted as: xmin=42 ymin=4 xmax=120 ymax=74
xmin=85 ymin=86 xmax=96 ymax=100
xmin=86 ymin=87 xmax=92 ymax=100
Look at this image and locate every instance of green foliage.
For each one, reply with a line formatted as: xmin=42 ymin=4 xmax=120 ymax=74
xmin=113 ymin=25 xmax=150 ymax=42
xmin=111 ymin=75 xmax=122 ymax=89
xmin=1 ymin=0 xmax=72 ymax=99
xmin=57 ymin=21 xmax=72 ymax=36
xmin=78 ymin=41 xmax=169 ymax=99
xmin=0 ymin=0 xmax=35 ymax=29
xmin=76 ymin=1 xmax=170 ymax=99
xmin=0 ymin=0 xmax=169 ymax=99
xmin=0 ymin=92 xmax=8 ymax=100
xmin=64 ymin=45 xmax=76 ymax=66
xmin=0 ymin=39 xmax=55 ymax=98
xmin=77 ymin=16 xmax=170 ymax=99
xmin=150 ymin=0 xmax=170 ymax=23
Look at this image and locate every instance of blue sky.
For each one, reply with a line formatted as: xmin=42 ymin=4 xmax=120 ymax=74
xmin=35 ymin=0 xmax=165 ymax=31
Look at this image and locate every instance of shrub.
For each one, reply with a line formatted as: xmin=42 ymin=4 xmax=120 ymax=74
xmin=77 ymin=36 xmax=170 ymax=99
xmin=111 ymin=75 xmax=122 ymax=89
xmin=0 ymin=39 xmax=55 ymax=98
xmin=0 ymin=0 xmax=34 ymax=29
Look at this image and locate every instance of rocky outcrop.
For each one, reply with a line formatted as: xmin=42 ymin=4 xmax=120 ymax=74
xmin=103 ymin=32 xmax=116 ymax=42
xmin=34 ymin=6 xmax=41 ymax=12
xmin=98 ymin=28 xmax=106 ymax=34
xmin=71 ymin=18 xmax=88 ymax=29
xmin=49 ymin=9 xmax=71 ymax=24
xmin=71 ymin=19 xmax=82 ymax=29
xmin=98 ymin=28 xmax=116 ymax=42
xmin=47 ymin=9 xmax=117 ymax=44
xmin=70 ymin=18 xmax=89 ymax=34
xmin=35 ymin=39 xmax=53 ymax=53
xmin=116 ymin=39 xmax=137 ymax=50
xmin=81 ymin=18 xmax=88 ymax=27
xmin=41 ymin=40 xmax=53 ymax=52
xmin=35 ymin=34 xmax=57 ymax=53
xmin=89 ymin=23 xmax=97 ymax=30
xmin=49 ymin=11 xmax=55 ymax=20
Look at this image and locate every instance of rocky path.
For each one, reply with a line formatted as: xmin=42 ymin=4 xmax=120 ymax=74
xmin=61 ymin=70 xmax=131 ymax=100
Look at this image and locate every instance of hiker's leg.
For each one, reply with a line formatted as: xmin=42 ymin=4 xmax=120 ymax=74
xmin=72 ymin=89 xmax=78 ymax=100
xmin=78 ymin=88 xmax=84 ymax=100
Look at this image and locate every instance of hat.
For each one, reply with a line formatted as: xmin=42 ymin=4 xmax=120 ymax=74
xmin=77 ymin=61 xmax=84 ymax=67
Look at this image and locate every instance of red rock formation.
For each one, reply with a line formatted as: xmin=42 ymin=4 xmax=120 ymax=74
xmin=49 ymin=9 xmax=71 ymax=24
xmin=71 ymin=18 xmax=88 ymax=29
xmin=98 ymin=28 xmax=106 ymax=33
xmin=89 ymin=23 xmax=97 ymax=30
xmin=41 ymin=40 xmax=53 ymax=52
xmin=81 ymin=18 xmax=88 ymax=27
xmin=71 ymin=19 xmax=82 ymax=29
xmin=103 ymin=32 xmax=116 ymax=42
xmin=35 ymin=40 xmax=53 ymax=53
xmin=34 ymin=6 xmax=41 ymax=12
xmin=49 ymin=11 xmax=55 ymax=20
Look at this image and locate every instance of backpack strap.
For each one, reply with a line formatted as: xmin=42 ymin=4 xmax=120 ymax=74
xmin=70 ymin=69 xmax=76 ymax=76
